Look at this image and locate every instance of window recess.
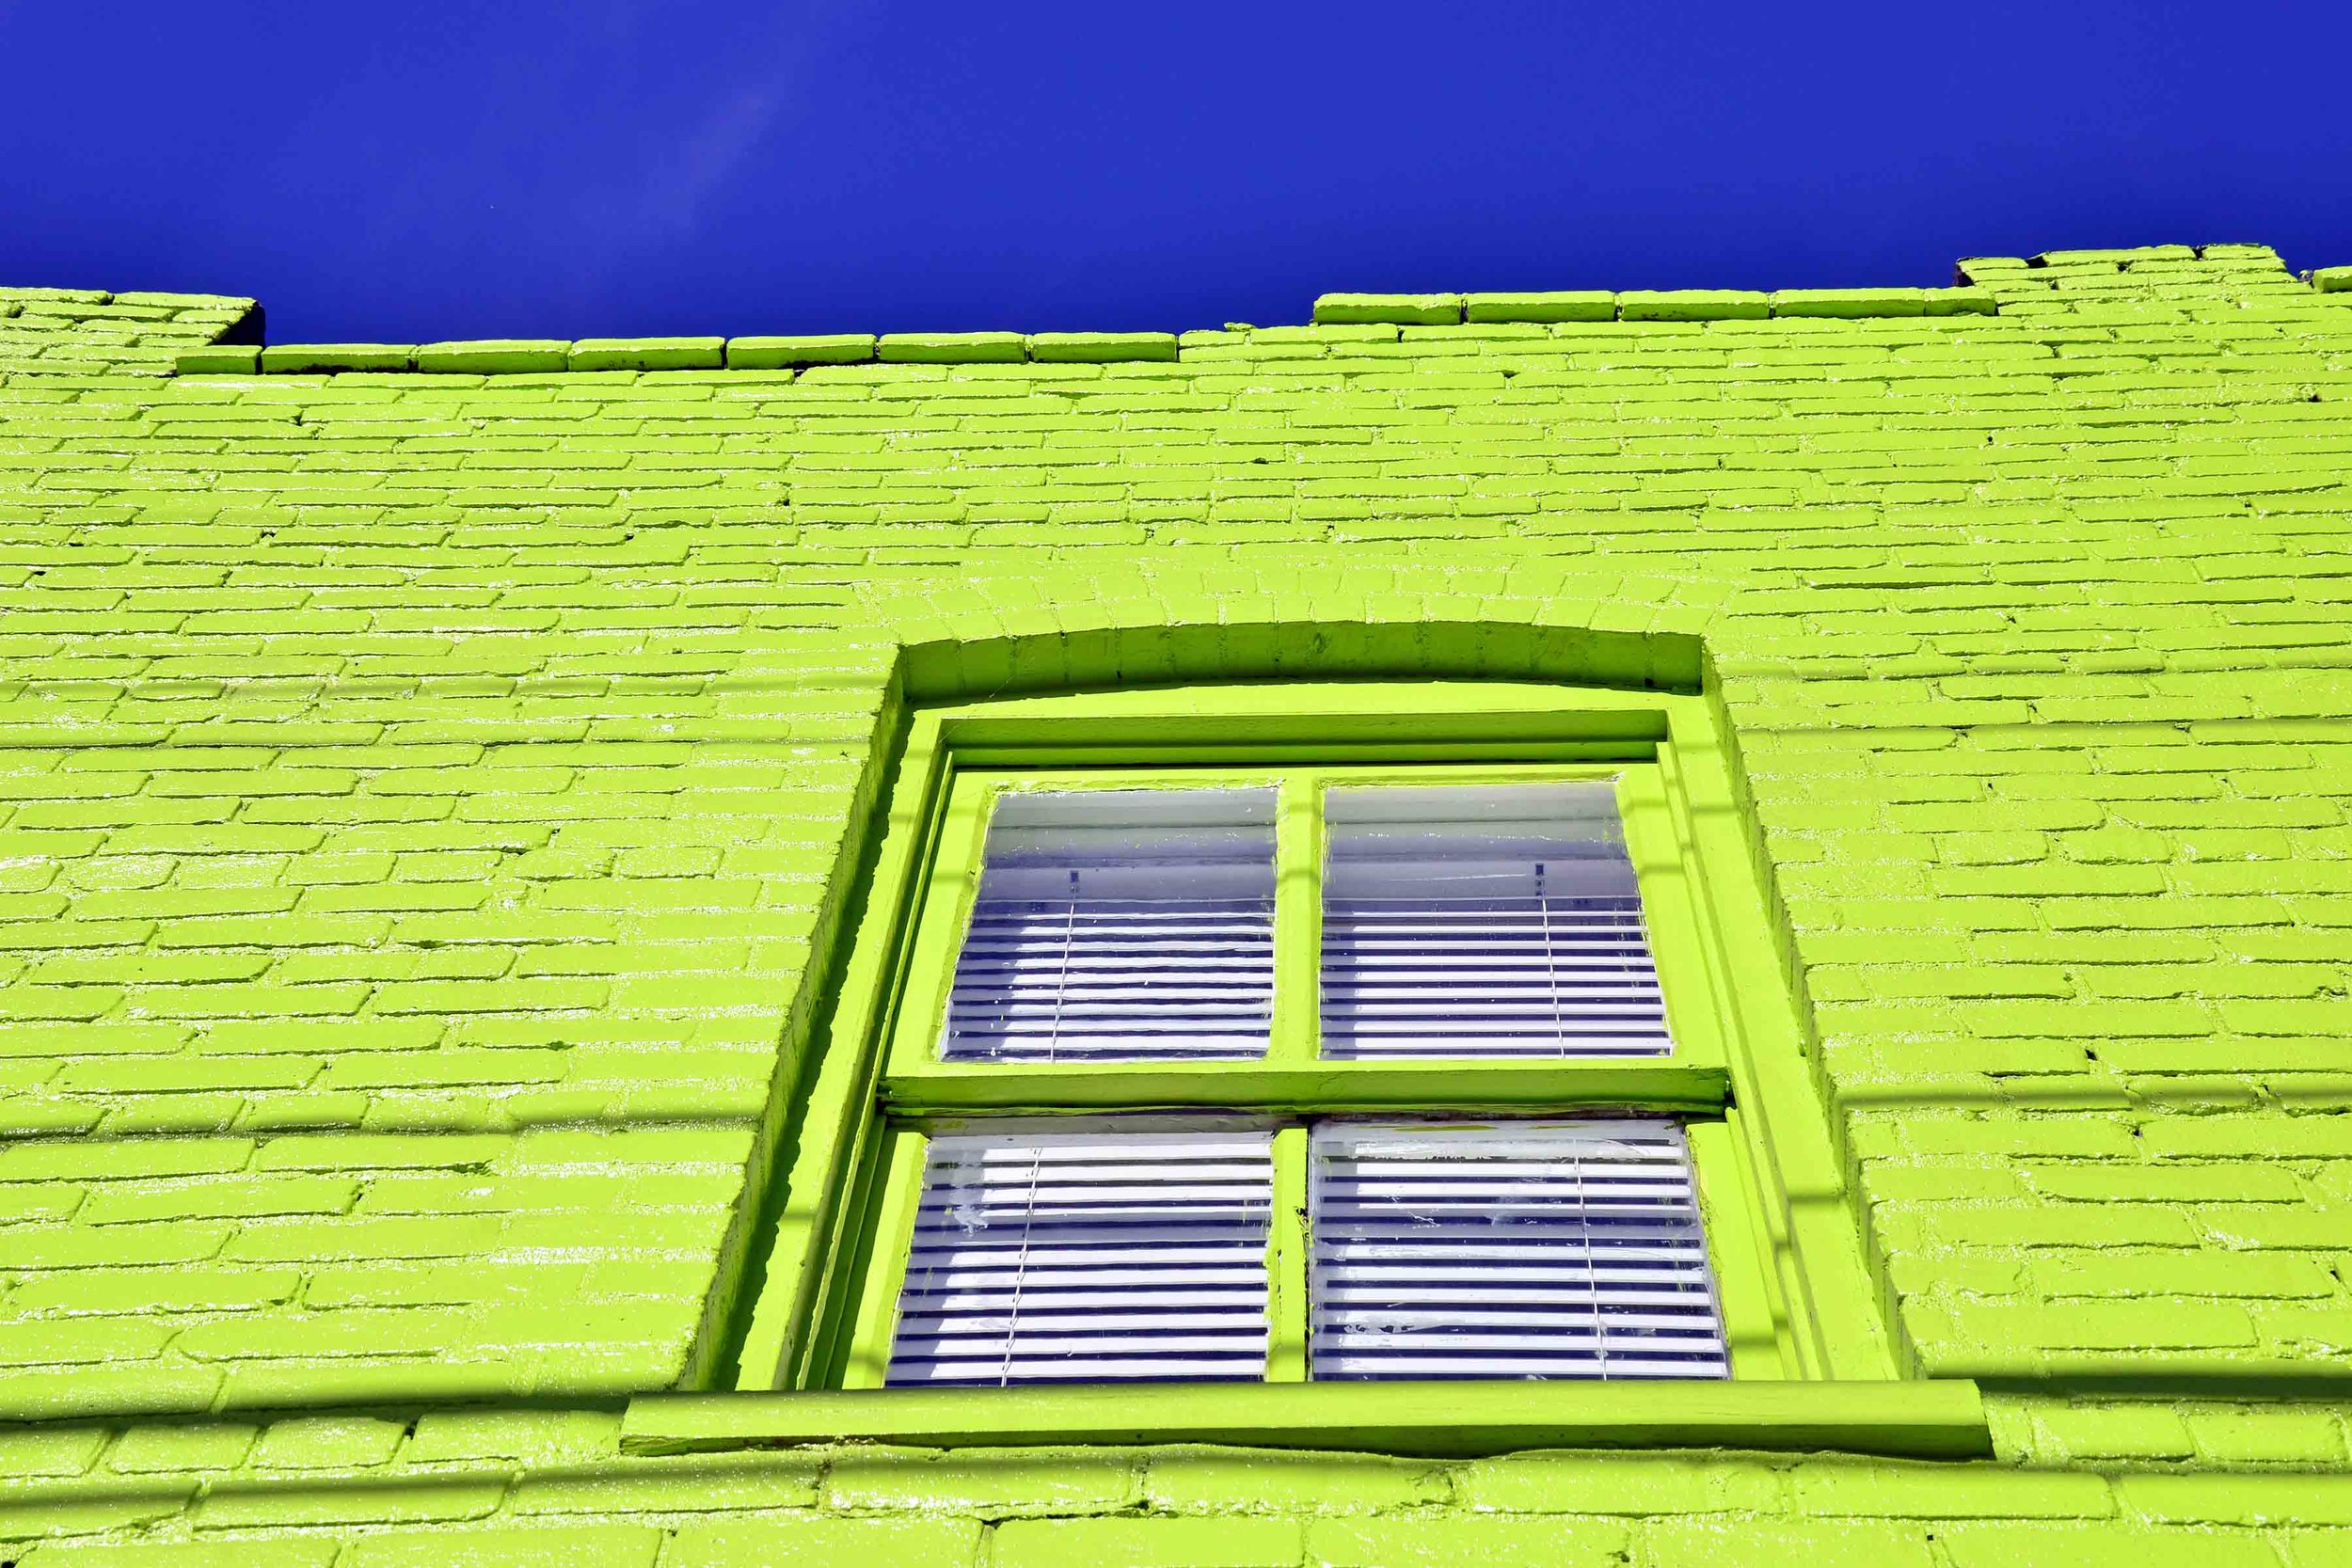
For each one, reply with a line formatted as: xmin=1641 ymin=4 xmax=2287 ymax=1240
xmin=733 ymin=682 xmax=1915 ymax=1414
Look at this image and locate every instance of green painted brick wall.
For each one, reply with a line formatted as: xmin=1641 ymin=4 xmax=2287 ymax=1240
xmin=2 ymin=245 xmax=2351 ymax=1562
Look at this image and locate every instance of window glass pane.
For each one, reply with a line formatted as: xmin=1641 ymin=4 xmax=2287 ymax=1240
xmin=1319 ymin=781 xmax=1671 ymax=1058
xmin=886 ymin=1120 xmax=1275 ymax=1386
xmin=1309 ymin=1118 xmax=1727 ymax=1381
xmin=943 ymin=787 xmax=1278 ymax=1062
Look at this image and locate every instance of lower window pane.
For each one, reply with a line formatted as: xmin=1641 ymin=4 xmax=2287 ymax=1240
xmin=886 ymin=1120 xmax=1274 ymax=1386
xmin=1310 ymin=1118 xmax=1728 ymax=1381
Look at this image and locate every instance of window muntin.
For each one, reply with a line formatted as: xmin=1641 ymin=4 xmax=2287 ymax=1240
xmin=941 ymin=787 xmax=1278 ymax=1063
xmin=1320 ymin=782 xmax=1671 ymax=1059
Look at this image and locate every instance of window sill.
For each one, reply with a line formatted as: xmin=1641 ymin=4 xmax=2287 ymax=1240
xmin=622 ymin=1379 xmax=1991 ymax=1460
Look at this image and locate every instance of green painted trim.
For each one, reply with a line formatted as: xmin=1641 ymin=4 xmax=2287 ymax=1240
xmin=942 ymin=704 xmax=1666 ymax=762
xmin=730 ymin=714 xmax=955 ymax=1391
xmin=1270 ymin=775 xmax=1320 ymax=1069
xmin=883 ymin=1060 xmax=1732 ymax=1114
xmin=1265 ymin=1125 xmax=1311 ymax=1383
xmin=1615 ymin=765 xmax=1724 ymax=1073
xmin=413 ymin=339 xmax=571 ymax=372
xmin=622 ymin=1378 xmax=1992 ymax=1459
xmin=258 ymin=343 xmax=416 ymax=373
xmin=1689 ymin=1114 xmax=1788 ymax=1380
xmin=880 ymin=769 xmax=993 ymax=1084
xmin=569 ymin=336 xmax=725 ymax=371
xmin=729 ymin=677 xmax=1902 ymax=1405
xmin=727 ymin=333 xmax=876 ymax=368
xmin=897 ymin=628 xmax=1707 ymax=703
xmin=1668 ymin=692 xmax=1901 ymax=1381
xmin=1313 ymin=293 xmax=1465 ymax=325
xmin=837 ymin=1127 xmax=927 ymax=1390
xmin=1466 ymin=291 xmax=1615 ymax=324
xmin=1027 ymin=331 xmax=1181 ymax=363
xmin=173 ymin=344 xmax=261 ymax=374
xmin=879 ymin=331 xmax=1027 ymax=364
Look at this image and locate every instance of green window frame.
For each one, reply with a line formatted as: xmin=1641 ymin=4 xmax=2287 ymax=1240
xmin=835 ymin=758 xmax=1773 ymax=1388
xmin=679 ymin=681 xmax=1992 ymax=1461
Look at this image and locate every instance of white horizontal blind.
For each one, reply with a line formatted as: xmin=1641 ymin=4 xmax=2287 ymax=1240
xmin=1320 ymin=782 xmax=1672 ymax=1058
xmin=885 ymin=1122 xmax=1274 ymax=1386
xmin=1310 ymin=1118 xmax=1728 ymax=1381
xmin=942 ymin=788 xmax=1278 ymax=1062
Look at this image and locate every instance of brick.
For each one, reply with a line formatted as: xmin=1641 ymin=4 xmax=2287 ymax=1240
xmin=105 ymin=1423 xmax=259 ymax=1473
xmin=1026 ymin=331 xmax=1180 ymax=363
xmin=1616 ymin=289 xmax=1770 ymax=321
xmin=725 ymin=333 xmax=874 ymax=367
xmin=403 ymin=1409 xmax=621 ymax=1465
xmin=0 ymin=1426 xmax=108 ymax=1478
xmin=508 ymin=1451 xmax=820 ymax=1514
xmin=822 ymin=1449 xmax=1134 ymax=1514
xmin=193 ymin=1477 xmax=507 ymax=1528
xmin=2183 ymin=1408 xmax=2348 ymax=1465
xmin=1465 ymin=291 xmax=1614 ymax=323
xmin=1792 ymin=1459 xmax=2112 ymax=1518
xmin=993 ymin=1516 xmax=1303 ymax=1568
xmin=249 ymin=1415 xmax=407 ymax=1470
xmin=16 ymin=1543 xmax=339 ymax=1568
xmin=876 ymin=331 xmax=1026 ymax=363
xmin=1772 ymin=289 xmax=1928 ymax=318
xmin=258 ymin=344 xmax=416 ymax=373
xmin=1936 ymin=1523 xmax=2281 ymax=1567
xmin=567 ymin=337 xmax=724 ymax=371
xmin=350 ymin=1525 xmax=665 ymax=1568
xmin=1308 ymin=1516 xmax=1628 ymax=1567
xmin=413 ymin=340 xmax=572 ymax=372
xmin=174 ymin=345 xmax=261 ymax=374
xmin=1461 ymin=1453 xmax=1781 ymax=1513
xmin=663 ymin=1517 xmax=979 ymax=1568
xmin=2117 ymin=1474 xmax=2352 ymax=1526
xmin=1637 ymin=1519 xmax=1937 ymax=1567
xmin=1142 ymin=1447 xmax=1449 ymax=1513
xmin=1312 ymin=293 xmax=1462 ymax=325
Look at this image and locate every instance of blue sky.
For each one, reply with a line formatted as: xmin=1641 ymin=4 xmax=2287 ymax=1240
xmin=3 ymin=2 xmax=2346 ymax=341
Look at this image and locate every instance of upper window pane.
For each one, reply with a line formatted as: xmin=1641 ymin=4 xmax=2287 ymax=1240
xmin=942 ymin=787 xmax=1278 ymax=1062
xmin=1319 ymin=782 xmax=1671 ymax=1059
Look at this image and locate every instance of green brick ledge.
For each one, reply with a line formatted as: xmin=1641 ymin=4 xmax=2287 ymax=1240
xmin=174 ymin=329 xmax=1187 ymax=377
xmin=1315 ymin=287 xmax=2000 ymax=324
xmin=170 ymin=254 xmax=2352 ymax=377
xmin=620 ymin=1380 xmax=1994 ymax=1461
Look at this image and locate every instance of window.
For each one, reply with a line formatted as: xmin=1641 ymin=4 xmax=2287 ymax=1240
xmin=838 ymin=766 xmax=1755 ymax=1389
xmin=720 ymin=681 xmax=1938 ymax=1452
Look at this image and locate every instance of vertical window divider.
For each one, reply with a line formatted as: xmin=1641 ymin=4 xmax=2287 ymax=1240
xmin=1269 ymin=773 xmax=1323 ymax=1069
xmin=837 ymin=1126 xmax=929 ymax=1390
xmin=1265 ymin=1123 xmax=1311 ymax=1383
xmin=1686 ymin=1113 xmax=1795 ymax=1380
